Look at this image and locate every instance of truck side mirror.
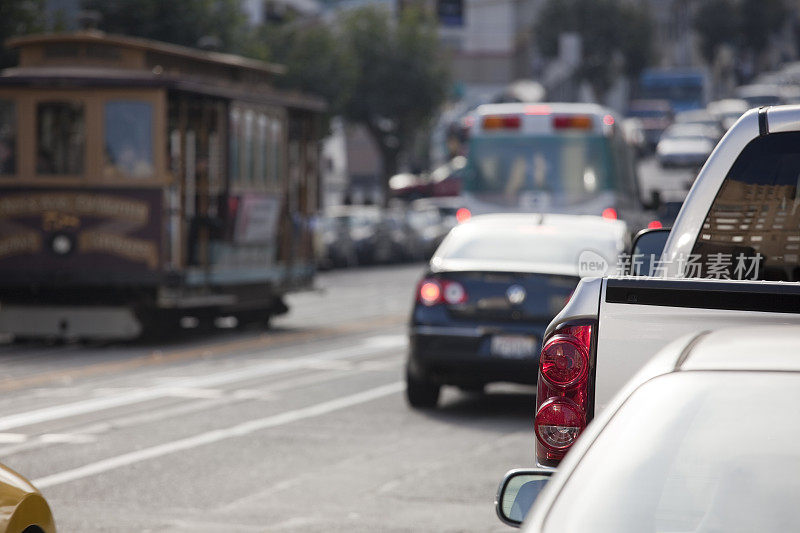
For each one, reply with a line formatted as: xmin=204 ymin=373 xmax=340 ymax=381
xmin=629 ymin=228 xmax=670 ymax=276
xmin=496 ymin=469 xmax=554 ymax=527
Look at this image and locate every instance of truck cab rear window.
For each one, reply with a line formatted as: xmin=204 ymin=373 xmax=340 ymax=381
xmin=692 ymin=132 xmax=800 ymax=281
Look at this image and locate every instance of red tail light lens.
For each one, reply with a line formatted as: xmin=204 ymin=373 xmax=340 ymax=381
xmin=417 ymin=278 xmax=467 ymax=306
xmin=456 ymin=208 xmax=471 ymax=223
xmin=535 ymin=322 xmax=593 ymax=465
xmin=602 ymin=207 xmax=618 ymax=220
xmin=553 ymin=115 xmax=593 ymax=130
xmin=443 ymin=281 xmax=467 ymax=304
xmin=418 ymin=280 xmax=442 ymax=306
xmin=482 ymin=115 xmax=521 ymax=130
xmin=540 ymin=335 xmax=589 ymax=388
xmin=648 ymin=220 xmax=663 ymax=229
xmin=534 ymin=398 xmax=585 ymax=451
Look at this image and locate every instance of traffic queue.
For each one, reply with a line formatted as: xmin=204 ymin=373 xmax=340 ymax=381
xmin=396 ymin=101 xmax=800 ymax=530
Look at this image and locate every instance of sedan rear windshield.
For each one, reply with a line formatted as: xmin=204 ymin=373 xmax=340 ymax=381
xmin=435 ymin=224 xmax=620 ymax=267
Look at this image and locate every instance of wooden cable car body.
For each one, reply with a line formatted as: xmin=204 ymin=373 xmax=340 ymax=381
xmin=0 ymin=31 xmax=324 ymax=339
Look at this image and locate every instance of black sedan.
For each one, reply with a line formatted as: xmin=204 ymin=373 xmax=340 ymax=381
xmin=406 ymin=213 xmax=627 ymax=408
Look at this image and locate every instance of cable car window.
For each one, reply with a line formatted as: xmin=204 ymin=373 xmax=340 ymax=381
xmin=229 ymin=107 xmax=241 ymax=183
xmin=36 ymin=101 xmax=85 ymax=175
xmin=0 ymin=100 xmax=15 ymax=175
xmin=272 ymin=119 xmax=283 ymax=185
xmin=104 ymin=100 xmax=154 ymax=179
xmin=257 ymin=113 xmax=267 ymax=184
xmin=243 ymin=109 xmax=254 ymax=183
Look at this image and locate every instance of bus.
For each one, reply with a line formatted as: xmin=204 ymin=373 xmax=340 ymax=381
xmin=460 ymin=103 xmax=652 ymax=231
xmin=638 ymin=68 xmax=708 ymax=112
xmin=0 ymin=31 xmax=324 ymax=339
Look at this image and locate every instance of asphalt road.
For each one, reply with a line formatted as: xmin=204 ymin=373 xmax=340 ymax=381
xmin=0 ymin=264 xmax=535 ymax=532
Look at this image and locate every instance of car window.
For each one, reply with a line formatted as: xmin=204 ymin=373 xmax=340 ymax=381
xmin=690 ymin=131 xmax=800 ymax=281
xmin=436 ymin=224 xmax=620 ymax=267
xmin=542 ymin=372 xmax=800 ymax=533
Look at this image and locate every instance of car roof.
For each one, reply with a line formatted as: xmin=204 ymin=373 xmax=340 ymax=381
xmin=475 ymin=102 xmax=613 ymax=117
xmin=679 ymin=326 xmax=800 ymax=372
xmin=458 ymin=213 xmax=626 ymax=233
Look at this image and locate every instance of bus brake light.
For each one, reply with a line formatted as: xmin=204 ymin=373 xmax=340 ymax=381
xmin=553 ymin=115 xmax=593 ymax=130
xmin=482 ymin=115 xmax=521 ymax=130
xmin=525 ymin=105 xmax=551 ymax=116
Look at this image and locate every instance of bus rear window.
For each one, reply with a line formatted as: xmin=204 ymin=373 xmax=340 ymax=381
xmin=37 ymin=101 xmax=85 ymax=175
xmin=0 ymin=100 xmax=15 ymax=175
xmin=464 ymin=135 xmax=613 ymax=198
xmin=104 ymin=100 xmax=154 ymax=179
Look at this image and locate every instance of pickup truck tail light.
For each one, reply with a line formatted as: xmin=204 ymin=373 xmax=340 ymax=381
xmin=535 ymin=321 xmax=594 ymax=465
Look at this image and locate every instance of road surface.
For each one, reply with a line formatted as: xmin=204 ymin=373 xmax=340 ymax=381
xmin=0 ymin=264 xmax=534 ymax=532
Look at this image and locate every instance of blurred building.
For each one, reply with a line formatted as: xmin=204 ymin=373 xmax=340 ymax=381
xmin=646 ymin=0 xmax=701 ymax=68
xmin=435 ymin=0 xmax=542 ymax=88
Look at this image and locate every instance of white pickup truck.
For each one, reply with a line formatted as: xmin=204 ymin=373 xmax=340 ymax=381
xmin=533 ymin=105 xmax=800 ymax=467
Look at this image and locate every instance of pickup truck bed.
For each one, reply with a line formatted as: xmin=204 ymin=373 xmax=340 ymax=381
xmin=563 ymin=276 xmax=800 ymax=416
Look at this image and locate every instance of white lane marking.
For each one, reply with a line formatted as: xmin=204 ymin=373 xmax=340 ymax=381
xmin=161 ymin=387 xmax=226 ymax=399
xmin=33 ymin=381 xmax=404 ymax=489
xmin=0 ymin=433 xmax=26 ymax=443
xmin=39 ymin=433 xmax=97 ymax=444
xmin=0 ymin=335 xmax=404 ymax=432
xmin=0 ymin=360 xmax=397 ymax=457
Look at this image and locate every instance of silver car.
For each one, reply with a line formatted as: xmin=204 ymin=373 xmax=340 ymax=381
xmin=496 ymin=326 xmax=800 ymax=532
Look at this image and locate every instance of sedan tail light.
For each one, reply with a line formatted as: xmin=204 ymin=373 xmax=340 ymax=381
xmin=535 ymin=321 xmax=594 ymax=465
xmin=417 ymin=278 xmax=467 ymax=306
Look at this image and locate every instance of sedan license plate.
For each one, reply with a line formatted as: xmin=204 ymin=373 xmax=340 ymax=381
xmin=490 ymin=335 xmax=537 ymax=358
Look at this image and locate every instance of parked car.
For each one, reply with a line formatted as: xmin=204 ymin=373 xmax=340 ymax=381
xmin=385 ymin=208 xmax=422 ymax=262
xmin=405 ymin=213 xmax=627 ymax=408
xmin=325 ymin=205 xmax=394 ymax=265
xmin=0 ymin=462 xmax=56 ymax=532
xmin=532 ymin=105 xmax=800 ymax=467
xmin=496 ymin=326 xmax=800 ymax=531
xmin=706 ymin=98 xmax=748 ymax=130
xmin=406 ymin=201 xmax=448 ymax=259
xmin=315 ymin=213 xmax=357 ymax=269
xmin=429 ymin=156 xmax=466 ymax=197
xmin=655 ymin=123 xmax=718 ymax=168
xmin=625 ymin=99 xmax=673 ymax=150
xmin=673 ymin=108 xmax=723 ymax=138
xmin=735 ymin=83 xmax=787 ymax=107
xmin=388 ymin=172 xmax=430 ymax=201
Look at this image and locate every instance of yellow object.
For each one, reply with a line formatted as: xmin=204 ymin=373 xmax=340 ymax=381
xmin=0 ymin=463 xmax=55 ymax=533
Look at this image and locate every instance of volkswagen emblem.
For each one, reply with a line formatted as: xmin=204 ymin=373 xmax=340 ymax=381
xmin=506 ymin=285 xmax=526 ymax=305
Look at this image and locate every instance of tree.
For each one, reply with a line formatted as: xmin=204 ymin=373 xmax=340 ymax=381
xmin=694 ymin=0 xmax=739 ymax=65
xmin=534 ymin=0 xmax=654 ymax=101
xmin=0 ymin=0 xmax=46 ymax=69
xmin=256 ymin=22 xmax=356 ymax=121
xmin=739 ymin=0 xmax=787 ymax=60
xmin=338 ymin=7 xmax=449 ymax=203
xmin=81 ymin=0 xmax=252 ymax=54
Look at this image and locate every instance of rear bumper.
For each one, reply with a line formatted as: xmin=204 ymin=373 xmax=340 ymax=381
xmin=408 ymin=324 xmax=541 ymax=386
xmin=0 ymin=305 xmax=142 ymax=339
